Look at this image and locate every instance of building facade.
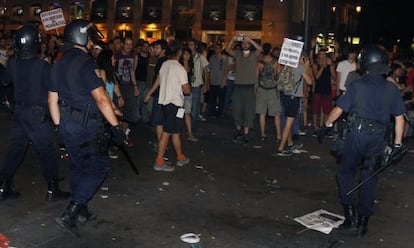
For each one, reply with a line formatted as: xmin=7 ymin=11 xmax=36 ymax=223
xmin=0 ymin=0 xmax=363 ymax=51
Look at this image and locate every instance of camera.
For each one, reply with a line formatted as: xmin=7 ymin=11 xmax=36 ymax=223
xmin=236 ymin=36 xmax=244 ymax=41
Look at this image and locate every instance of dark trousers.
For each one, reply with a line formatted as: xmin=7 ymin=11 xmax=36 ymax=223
xmin=337 ymin=130 xmax=386 ymax=217
xmin=208 ymin=85 xmax=226 ymax=117
xmin=0 ymin=107 xmax=59 ymax=181
xmin=60 ymin=114 xmax=108 ymax=205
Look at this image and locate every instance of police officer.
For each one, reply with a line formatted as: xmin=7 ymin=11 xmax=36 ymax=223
xmin=0 ymin=24 xmax=69 ymax=201
xmin=48 ymin=19 xmax=126 ymax=235
xmin=322 ymin=44 xmax=406 ymax=237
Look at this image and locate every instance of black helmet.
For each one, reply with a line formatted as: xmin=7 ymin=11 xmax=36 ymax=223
xmin=14 ymin=24 xmax=40 ymax=60
xmin=359 ymin=44 xmax=389 ymax=74
xmin=63 ymin=19 xmax=103 ymax=48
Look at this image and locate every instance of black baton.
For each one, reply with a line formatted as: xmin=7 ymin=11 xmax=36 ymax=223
xmin=346 ymin=146 xmax=408 ymax=195
xmin=118 ymin=143 xmax=139 ymax=175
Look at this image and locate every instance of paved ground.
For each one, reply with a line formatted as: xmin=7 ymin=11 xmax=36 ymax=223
xmin=0 ymin=107 xmax=413 ymax=248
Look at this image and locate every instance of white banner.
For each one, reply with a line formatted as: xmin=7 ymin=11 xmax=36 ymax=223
xmin=40 ymin=8 xmax=66 ymax=31
xmin=278 ymin=38 xmax=304 ymax=68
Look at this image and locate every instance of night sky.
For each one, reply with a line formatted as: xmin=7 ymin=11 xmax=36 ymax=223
xmin=360 ymin=0 xmax=413 ymax=49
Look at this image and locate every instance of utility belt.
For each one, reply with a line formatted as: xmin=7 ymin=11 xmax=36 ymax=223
xmin=59 ymin=100 xmax=102 ymax=127
xmin=14 ymin=101 xmax=49 ymax=123
xmin=347 ymin=114 xmax=388 ymax=136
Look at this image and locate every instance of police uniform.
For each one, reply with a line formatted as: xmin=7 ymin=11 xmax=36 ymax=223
xmin=336 ymin=74 xmax=405 ymax=216
xmin=0 ymin=24 xmax=69 ymax=201
xmin=323 ymin=44 xmax=406 ymax=237
xmin=50 ymin=19 xmax=125 ymax=235
xmin=51 ymin=47 xmax=108 ymax=206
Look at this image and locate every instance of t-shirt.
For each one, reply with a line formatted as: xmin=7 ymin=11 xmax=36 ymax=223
xmin=234 ymin=50 xmax=260 ymax=85
xmin=158 ymin=60 xmax=188 ymax=107
xmin=115 ymin=52 xmax=135 ymax=85
xmin=192 ymin=53 xmax=209 ymax=87
xmin=336 ymin=60 xmax=356 ymax=91
xmin=209 ymin=54 xmax=228 ymax=86
xmin=291 ymin=64 xmax=306 ymax=98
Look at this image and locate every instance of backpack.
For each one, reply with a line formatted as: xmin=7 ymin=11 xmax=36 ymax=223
xmin=258 ymin=59 xmax=278 ymax=90
xmin=276 ymin=65 xmax=297 ymax=94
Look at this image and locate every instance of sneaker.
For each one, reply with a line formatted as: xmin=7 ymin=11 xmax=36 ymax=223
xmin=273 ymin=150 xmax=292 ymax=157
xmin=298 ymin=130 xmax=306 ymax=136
xmin=187 ymin=136 xmax=198 ymax=142
xmin=233 ymin=133 xmax=244 ymax=143
xmin=153 ymin=162 xmax=175 ymax=172
xmin=176 ymin=156 xmax=190 ymax=167
xmin=287 ymin=144 xmax=303 ymax=154
xmin=198 ymin=114 xmax=207 ymax=122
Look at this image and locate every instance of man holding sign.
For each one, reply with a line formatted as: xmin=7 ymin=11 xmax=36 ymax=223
xmin=274 ymin=38 xmax=314 ymax=156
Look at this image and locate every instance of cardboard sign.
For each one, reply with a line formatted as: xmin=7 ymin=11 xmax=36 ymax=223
xmin=40 ymin=8 xmax=66 ymax=31
xmin=278 ymin=38 xmax=304 ymax=68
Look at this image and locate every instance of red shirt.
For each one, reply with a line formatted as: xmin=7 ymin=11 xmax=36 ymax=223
xmin=406 ymin=69 xmax=414 ymax=87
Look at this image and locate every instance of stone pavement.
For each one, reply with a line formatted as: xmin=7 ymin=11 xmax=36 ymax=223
xmin=0 ymin=108 xmax=413 ymax=248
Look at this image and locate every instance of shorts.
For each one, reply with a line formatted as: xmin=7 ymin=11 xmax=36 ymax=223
xmin=312 ymin=93 xmax=333 ymax=114
xmin=256 ymin=87 xmax=281 ymax=116
xmin=162 ymin=104 xmax=185 ymax=134
xmin=184 ymin=95 xmax=192 ymax=114
xmin=281 ymin=94 xmax=300 ymax=118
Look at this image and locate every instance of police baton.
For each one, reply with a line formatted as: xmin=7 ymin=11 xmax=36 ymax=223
xmin=117 ymin=142 xmax=139 ymax=175
xmin=346 ymin=145 xmax=408 ymax=196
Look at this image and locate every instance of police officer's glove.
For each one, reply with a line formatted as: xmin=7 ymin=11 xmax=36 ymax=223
xmin=390 ymin=144 xmax=407 ymax=163
xmin=317 ymin=124 xmax=333 ymax=144
xmin=110 ymin=125 xmax=127 ymax=146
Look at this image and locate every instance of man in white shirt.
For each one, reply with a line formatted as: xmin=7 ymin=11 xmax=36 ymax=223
xmin=153 ymin=40 xmax=192 ymax=172
xmin=336 ymin=49 xmax=357 ymax=95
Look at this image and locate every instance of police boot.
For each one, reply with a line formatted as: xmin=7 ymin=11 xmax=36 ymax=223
xmin=0 ymin=179 xmax=20 ymax=201
xmin=356 ymin=216 xmax=370 ymax=238
xmin=339 ymin=205 xmax=357 ymax=229
xmin=46 ymin=180 xmax=70 ymax=201
xmin=77 ymin=204 xmax=97 ymax=225
xmin=55 ymin=201 xmax=82 ymax=237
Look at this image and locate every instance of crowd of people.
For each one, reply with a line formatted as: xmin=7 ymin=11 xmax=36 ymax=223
xmin=0 ymin=20 xmax=413 ymax=238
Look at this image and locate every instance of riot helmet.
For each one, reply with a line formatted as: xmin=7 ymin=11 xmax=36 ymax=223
xmin=14 ymin=24 xmax=41 ymax=60
xmin=359 ymin=44 xmax=389 ymax=74
xmin=63 ymin=19 xmax=103 ymax=48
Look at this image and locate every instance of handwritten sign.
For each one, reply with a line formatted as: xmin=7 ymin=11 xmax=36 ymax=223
xmin=278 ymin=38 xmax=304 ymax=68
xmin=40 ymin=8 xmax=66 ymax=31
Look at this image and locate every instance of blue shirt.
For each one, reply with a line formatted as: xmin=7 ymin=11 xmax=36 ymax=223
xmin=336 ymin=74 xmax=406 ymax=124
xmin=50 ymin=48 xmax=103 ymax=114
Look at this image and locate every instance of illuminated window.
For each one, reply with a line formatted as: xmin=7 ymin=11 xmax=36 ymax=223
xmin=142 ymin=0 xmax=162 ymax=22
xmin=30 ymin=4 xmax=42 ymax=16
xmin=91 ymin=0 xmax=108 ymax=21
xmin=115 ymin=0 xmax=134 ymax=22
xmin=70 ymin=1 xmax=84 ymax=20
xmin=12 ymin=5 xmax=23 ymax=16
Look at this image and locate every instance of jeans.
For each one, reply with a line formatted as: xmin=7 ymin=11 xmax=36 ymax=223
xmin=191 ymin=86 xmax=201 ymax=132
xmin=137 ymin=80 xmax=149 ymax=123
